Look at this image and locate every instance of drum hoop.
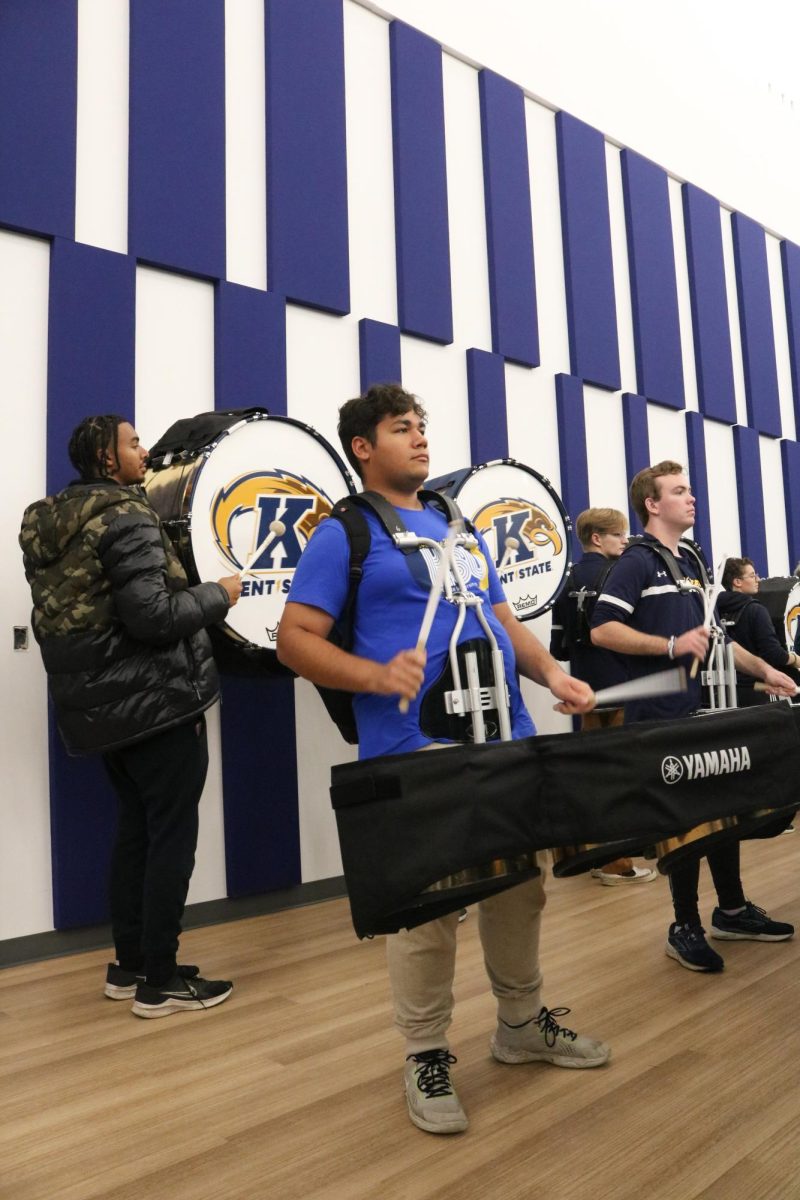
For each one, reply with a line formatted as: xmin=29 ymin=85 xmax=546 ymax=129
xmin=437 ymin=457 xmax=573 ymax=618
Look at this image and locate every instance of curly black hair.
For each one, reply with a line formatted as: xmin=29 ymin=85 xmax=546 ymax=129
xmin=337 ymin=384 xmax=426 ymax=478
xmin=68 ymin=414 xmax=127 ymax=482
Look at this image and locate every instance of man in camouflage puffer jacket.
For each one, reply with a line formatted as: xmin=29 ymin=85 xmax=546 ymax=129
xmin=20 ymin=415 xmax=242 ymax=1018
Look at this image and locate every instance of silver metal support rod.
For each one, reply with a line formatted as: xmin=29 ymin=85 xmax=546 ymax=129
xmin=464 ymin=650 xmax=486 ymax=743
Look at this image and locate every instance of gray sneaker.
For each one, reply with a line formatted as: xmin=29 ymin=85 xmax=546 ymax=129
xmin=490 ymin=1005 xmax=611 ymax=1068
xmin=404 ymin=1050 xmax=468 ymax=1134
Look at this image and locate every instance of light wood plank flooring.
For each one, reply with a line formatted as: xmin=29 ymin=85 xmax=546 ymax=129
xmin=2 ymin=832 xmax=800 ymax=1200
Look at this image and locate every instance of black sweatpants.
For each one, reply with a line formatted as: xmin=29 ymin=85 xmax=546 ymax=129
xmin=668 ymin=838 xmax=747 ymax=927
xmin=103 ymin=717 xmax=209 ymax=985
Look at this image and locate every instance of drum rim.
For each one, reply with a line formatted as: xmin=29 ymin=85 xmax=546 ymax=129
xmin=426 ymin=457 xmax=574 ymax=618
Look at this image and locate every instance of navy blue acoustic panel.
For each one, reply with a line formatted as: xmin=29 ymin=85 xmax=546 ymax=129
xmin=359 ymin=319 xmax=402 ymax=391
xmin=0 ymin=0 xmax=77 ymax=238
xmin=467 ymin=349 xmax=508 ymax=463
xmin=731 ymin=213 xmax=781 ymax=437
xmin=682 ymin=184 xmax=737 ymax=424
xmin=555 ymin=112 xmax=619 ymax=389
xmin=47 ymin=239 xmax=136 ymax=493
xmin=129 ymin=0 xmax=226 ymax=279
xmin=555 ymin=374 xmax=589 ymax=521
xmin=390 ymin=22 xmax=452 ymax=343
xmin=684 ymin=412 xmax=713 ymax=558
xmin=479 ymin=70 xmax=538 ymax=367
xmin=620 ymin=150 xmax=684 ymax=410
xmin=621 ymin=394 xmax=650 ymax=534
xmin=781 ymin=439 xmax=800 ymax=571
xmin=46 ymin=241 xmax=135 ymax=930
xmin=780 ymin=240 xmax=800 ymax=434
xmin=220 ymin=676 xmax=301 ymax=897
xmin=266 ymin=0 xmax=349 ymax=314
xmin=215 ymin=284 xmax=287 ymax=415
xmin=732 ymin=425 xmax=768 ymax=571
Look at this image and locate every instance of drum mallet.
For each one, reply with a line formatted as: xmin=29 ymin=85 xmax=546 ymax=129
xmin=398 ymin=519 xmax=463 ymax=714
xmin=241 ymin=519 xmax=287 ymax=578
xmin=497 ymin=535 xmax=520 ymax=573
xmin=589 ymin=666 xmax=687 ymax=709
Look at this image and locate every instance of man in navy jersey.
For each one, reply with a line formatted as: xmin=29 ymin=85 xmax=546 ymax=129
xmin=278 ymin=384 xmax=610 ymax=1135
xmin=591 ymin=461 xmax=795 ymax=972
xmin=550 ymin=507 xmax=656 ymax=885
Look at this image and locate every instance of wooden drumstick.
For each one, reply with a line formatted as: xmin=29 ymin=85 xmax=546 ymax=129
xmin=591 ymin=666 xmax=687 ymax=709
xmin=241 ymin=519 xmax=286 ymax=578
xmin=398 ymin=520 xmax=463 ymax=714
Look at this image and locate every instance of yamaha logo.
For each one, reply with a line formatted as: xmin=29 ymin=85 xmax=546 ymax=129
xmin=661 ymin=745 xmax=751 ymax=785
xmin=661 ymin=756 xmax=684 ymax=785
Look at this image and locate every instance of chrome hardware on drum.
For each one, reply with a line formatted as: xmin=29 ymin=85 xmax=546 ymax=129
xmin=426 ymin=459 xmax=572 ymax=619
xmin=144 ymin=408 xmax=355 ymax=674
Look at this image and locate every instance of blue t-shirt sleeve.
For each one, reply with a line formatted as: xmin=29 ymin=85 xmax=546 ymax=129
xmin=285 ymin=515 xmax=350 ymax=621
xmin=591 ymin=552 xmax=647 ymax=628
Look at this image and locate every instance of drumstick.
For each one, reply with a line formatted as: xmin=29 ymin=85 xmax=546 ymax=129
xmin=497 ymin=535 xmax=520 ymax=573
xmin=591 ymin=666 xmax=687 ymax=709
xmin=754 ymin=682 xmax=800 ymax=695
xmin=689 ymin=551 xmax=729 ymax=679
xmin=241 ymin=519 xmax=286 ymax=578
xmin=398 ymin=519 xmax=463 ymax=714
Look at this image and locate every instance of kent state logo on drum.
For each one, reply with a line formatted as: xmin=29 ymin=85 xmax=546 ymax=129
xmin=472 ymin=497 xmax=565 ymax=616
xmin=210 ymin=469 xmax=334 ymax=630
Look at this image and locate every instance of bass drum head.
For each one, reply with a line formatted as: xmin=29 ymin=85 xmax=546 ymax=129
xmin=147 ymin=413 xmax=354 ymax=676
xmin=753 ymin=577 xmax=800 ymax=653
xmin=428 ymin=460 xmax=572 ymax=619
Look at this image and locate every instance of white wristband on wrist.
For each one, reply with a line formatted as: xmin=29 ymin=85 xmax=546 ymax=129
xmin=667 ymin=635 xmax=677 ymax=660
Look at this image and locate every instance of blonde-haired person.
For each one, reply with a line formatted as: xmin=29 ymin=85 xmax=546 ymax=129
xmin=551 ymin=507 xmax=656 ymax=884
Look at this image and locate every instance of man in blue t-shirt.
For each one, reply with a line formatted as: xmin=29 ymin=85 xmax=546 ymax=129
xmin=278 ymin=384 xmax=610 ymax=1136
xmin=591 ymin=460 xmax=795 ymax=973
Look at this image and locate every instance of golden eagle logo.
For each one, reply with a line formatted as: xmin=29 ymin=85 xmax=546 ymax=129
xmin=472 ymin=498 xmax=563 ymax=562
xmin=210 ymin=470 xmax=333 ymax=572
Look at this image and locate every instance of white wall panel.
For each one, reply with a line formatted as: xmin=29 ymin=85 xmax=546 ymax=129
xmin=225 ymin=0 xmax=267 ymax=290
xmin=344 ymin=2 xmax=397 ymax=324
xmin=584 ymin=386 xmax=629 ymax=516
xmin=295 ymin=678 xmax=351 ymax=883
xmin=761 ymin=435 xmax=790 ymax=577
xmin=605 ymin=143 xmax=638 ymax=397
xmin=646 ymin=403 xmax=689 ymax=471
xmin=75 ymin=0 xmax=129 ymax=253
xmin=134 ymin=266 xmax=227 ymax=905
xmin=400 ymin=336 xmax=470 ymax=480
xmin=0 ymin=232 xmax=54 ymax=938
xmin=285 ymin=306 xmax=361 ymax=454
xmin=703 ymin=419 xmax=741 ymax=570
xmin=505 ymin=364 xmax=561 ymax=492
xmin=443 ymin=54 xmax=491 ymax=353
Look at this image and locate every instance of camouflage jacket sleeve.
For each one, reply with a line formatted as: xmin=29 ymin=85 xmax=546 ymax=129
xmin=98 ymin=509 xmax=229 ymax=645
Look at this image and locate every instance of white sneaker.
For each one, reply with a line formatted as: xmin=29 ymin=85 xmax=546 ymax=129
xmin=404 ymin=1050 xmax=469 ymax=1134
xmin=590 ymin=865 xmax=657 ymax=886
xmin=490 ymin=1006 xmax=611 ymax=1069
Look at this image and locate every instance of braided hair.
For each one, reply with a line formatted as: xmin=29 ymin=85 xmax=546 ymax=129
xmin=68 ymin=414 xmax=127 ymax=482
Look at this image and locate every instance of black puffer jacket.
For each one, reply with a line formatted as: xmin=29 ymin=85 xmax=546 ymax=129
xmin=19 ymin=480 xmax=230 ymax=754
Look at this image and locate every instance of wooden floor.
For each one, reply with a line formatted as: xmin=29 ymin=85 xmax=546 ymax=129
xmin=3 ymin=833 xmax=800 ymax=1200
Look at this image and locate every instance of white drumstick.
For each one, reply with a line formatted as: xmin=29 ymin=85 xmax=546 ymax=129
xmin=498 ymin=535 xmax=520 ymax=572
xmin=241 ymin=519 xmax=286 ymax=577
xmin=398 ymin=519 xmax=463 ymax=714
xmin=591 ymin=666 xmax=687 ymax=709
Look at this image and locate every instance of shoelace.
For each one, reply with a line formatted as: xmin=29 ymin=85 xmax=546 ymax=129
xmin=408 ymin=1050 xmax=458 ymax=1097
xmin=534 ymin=1005 xmax=578 ymax=1047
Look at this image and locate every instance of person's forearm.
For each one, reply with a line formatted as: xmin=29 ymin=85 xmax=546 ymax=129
xmin=732 ymin=641 xmax=777 ymax=682
xmin=592 ymin=622 xmax=669 ymax=657
xmin=277 ymin=627 xmax=381 ymax=692
xmin=501 ymin=611 xmax=564 ymax=688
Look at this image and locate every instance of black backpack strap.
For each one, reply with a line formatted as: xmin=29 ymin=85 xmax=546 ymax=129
xmin=625 ymin=535 xmax=708 ymax=591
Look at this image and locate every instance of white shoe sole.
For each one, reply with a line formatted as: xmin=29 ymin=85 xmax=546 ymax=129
xmin=665 ymin=942 xmax=723 ymax=972
xmin=710 ymin=926 xmax=794 ymax=942
xmin=591 ymin=870 xmax=657 ymax=886
xmin=104 ymin=983 xmax=137 ymax=1000
xmin=406 ymin=1105 xmax=469 ymax=1134
xmin=490 ymin=1035 xmax=611 ymax=1068
xmin=131 ymin=986 xmax=232 ymax=1018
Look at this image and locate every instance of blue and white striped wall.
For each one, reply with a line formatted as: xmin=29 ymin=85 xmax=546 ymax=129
xmin=2 ymin=0 xmax=800 ymax=942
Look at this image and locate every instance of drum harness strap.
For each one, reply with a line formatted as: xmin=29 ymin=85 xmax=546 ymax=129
xmin=316 ymin=490 xmax=512 ymax=745
xmin=624 ymin=535 xmax=737 ymax=710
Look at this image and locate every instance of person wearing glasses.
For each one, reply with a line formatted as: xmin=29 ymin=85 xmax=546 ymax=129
xmin=717 ymin=557 xmax=800 ymax=706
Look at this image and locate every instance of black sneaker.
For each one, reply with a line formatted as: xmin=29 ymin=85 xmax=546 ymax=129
xmin=131 ymin=973 xmax=233 ymax=1018
xmin=666 ymin=923 xmax=724 ymax=972
xmin=104 ymin=962 xmax=200 ymax=1000
xmin=710 ymin=901 xmax=795 ymax=942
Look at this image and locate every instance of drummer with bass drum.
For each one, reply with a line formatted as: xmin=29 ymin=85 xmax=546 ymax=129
xmin=590 ymin=461 xmax=795 ymax=974
xmin=277 ymin=383 xmax=611 ymax=1137
xmin=717 ymin=558 xmax=800 ymax=706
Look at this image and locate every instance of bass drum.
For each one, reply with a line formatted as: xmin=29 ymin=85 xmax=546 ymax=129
xmin=427 ymin=459 xmax=572 ymax=619
xmin=144 ymin=409 xmax=355 ymax=675
xmin=753 ymin=577 xmax=800 ymax=653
